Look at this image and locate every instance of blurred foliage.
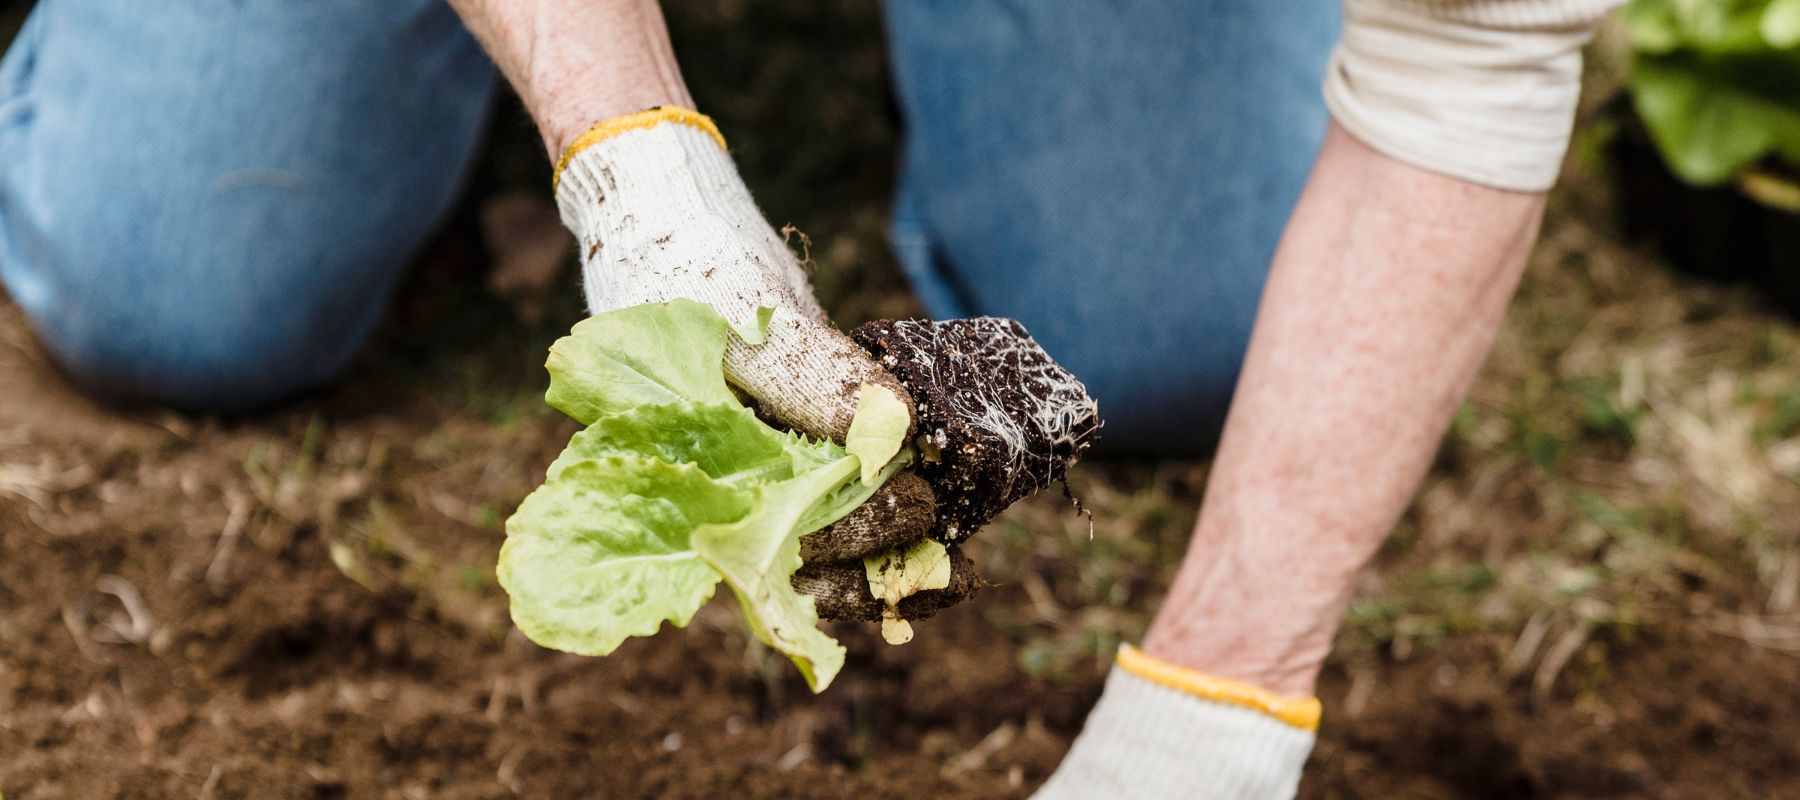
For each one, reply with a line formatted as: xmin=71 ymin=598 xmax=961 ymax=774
xmin=1625 ymin=0 xmax=1800 ymax=186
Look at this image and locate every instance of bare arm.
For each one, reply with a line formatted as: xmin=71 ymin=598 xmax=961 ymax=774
xmin=445 ymin=0 xmax=694 ymax=157
xmin=447 ymin=0 xmax=1541 ymax=704
xmin=1141 ymin=123 xmax=1546 ymax=696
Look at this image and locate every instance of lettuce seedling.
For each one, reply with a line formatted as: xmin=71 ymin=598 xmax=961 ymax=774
xmin=500 ymin=299 xmax=910 ymax=691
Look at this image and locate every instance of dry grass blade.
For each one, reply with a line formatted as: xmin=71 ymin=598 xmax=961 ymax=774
xmin=943 ymin=721 xmax=1019 ymax=777
xmin=1533 ymin=621 xmax=1592 ymax=700
xmin=1705 ymin=613 xmax=1800 ymax=656
xmin=207 ymin=493 xmax=253 ymax=588
xmin=1502 ymin=611 xmax=1552 ymax=682
xmin=92 ymin=575 xmax=155 ymax=645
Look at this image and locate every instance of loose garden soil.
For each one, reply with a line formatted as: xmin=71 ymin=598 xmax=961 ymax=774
xmin=4 ymin=285 xmax=1800 ymax=798
xmin=5 ymin=2 xmax=1800 ymax=795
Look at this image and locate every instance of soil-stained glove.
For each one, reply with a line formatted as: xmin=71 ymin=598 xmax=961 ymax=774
xmin=552 ymin=108 xmax=974 ymax=618
xmin=554 ymin=107 xmax=906 ymax=442
xmin=798 ymin=316 xmax=1101 ymax=624
xmin=1034 ymin=646 xmax=1322 ymax=800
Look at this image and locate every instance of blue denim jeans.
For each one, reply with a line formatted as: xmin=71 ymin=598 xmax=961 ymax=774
xmin=0 ymin=0 xmax=1338 ymax=454
xmin=0 ymin=0 xmax=497 ymax=409
xmin=884 ymin=1 xmax=1339 ymax=452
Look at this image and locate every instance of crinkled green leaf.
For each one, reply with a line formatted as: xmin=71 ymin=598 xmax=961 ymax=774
xmin=845 ymin=383 xmax=910 ymax=485
xmin=793 ymin=451 xmax=912 ymax=536
xmin=544 ymin=299 xmax=739 ymax=425
xmin=505 ymin=299 xmax=908 ymax=692
xmin=1632 ymin=51 xmax=1800 ymax=184
xmin=691 ymin=457 xmax=863 ymax=691
xmin=551 ymin=400 xmax=903 ymax=534
xmin=500 ymin=453 xmax=750 ymax=655
xmin=1626 ymin=0 xmax=1800 ymax=184
xmin=550 ymin=401 xmax=797 ymax=485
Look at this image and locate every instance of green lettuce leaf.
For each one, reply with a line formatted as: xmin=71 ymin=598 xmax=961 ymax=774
xmin=500 ymin=452 xmax=748 ymax=655
xmin=550 ymin=401 xmax=794 ymax=483
xmin=692 ymin=457 xmax=862 ymax=689
xmin=502 ymin=299 xmax=910 ymax=692
xmin=544 ymin=299 xmax=740 ymax=425
xmin=845 ymin=383 xmax=911 ymax=485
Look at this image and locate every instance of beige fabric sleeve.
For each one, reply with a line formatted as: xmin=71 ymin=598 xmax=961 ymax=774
xmin=1324 ymin=0 xmax=1625 ymax=192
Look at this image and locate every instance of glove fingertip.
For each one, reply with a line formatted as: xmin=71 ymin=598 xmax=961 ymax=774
xmin=796 ymin=546 xmax=980 ymax=623
xmin=799 ymin=472 xmax=936 ymax=564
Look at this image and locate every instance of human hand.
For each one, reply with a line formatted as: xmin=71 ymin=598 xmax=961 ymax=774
xmin=552 ymin=108 xmax=978 ymax=619
xmin=1032 ymin=646 xmax=1320 ymax=800
xmin=794 ymin=471 xmax=981 ymax=622
xmin=554 ymin=107 xmax=900 ymax=440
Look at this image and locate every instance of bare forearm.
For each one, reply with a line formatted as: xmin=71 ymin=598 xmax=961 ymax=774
xmin=446 ymin=0 xmax=693 ymax=157
xmin=1143 ymin=124 xmax=1546 ymax=695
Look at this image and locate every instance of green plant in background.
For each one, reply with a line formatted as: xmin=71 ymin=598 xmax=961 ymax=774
xmin=1625 ymin=0 xmax=1800 ymax=195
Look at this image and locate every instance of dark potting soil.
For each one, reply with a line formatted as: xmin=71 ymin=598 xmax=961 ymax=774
xmin=7 ymin=290 xmax=1799 ymax=800
xmin=852 ymin=317 xmax=1101 ymax=545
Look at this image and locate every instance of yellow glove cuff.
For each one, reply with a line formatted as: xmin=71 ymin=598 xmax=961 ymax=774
xmin=1116 ymin=644 xmax=1322 ymax=732
xmin=552 ymin=106 xmax=728 ymax=191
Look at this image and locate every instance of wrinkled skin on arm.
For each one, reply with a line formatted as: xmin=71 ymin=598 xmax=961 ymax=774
xmin=1144 ymin=124 xmax=1546 ymax=695
xmin=444 ymin=0 xmax=694 ymax=157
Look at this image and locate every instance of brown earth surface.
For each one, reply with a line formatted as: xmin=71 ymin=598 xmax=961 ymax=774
xmin=6 ymin=1 xmax=1800 ymax=797
xmin=3 ymin=272 xmax=1799 ymax=799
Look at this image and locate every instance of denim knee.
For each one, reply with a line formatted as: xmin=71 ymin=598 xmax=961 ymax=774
xmin=34 ymin=306 xmax=367 ymax=412
xmin=15 ymin=224 xmax=400 ymax=411
xmin=884 ymin=0 xmax=1341 ymax=455
xmin=0 ymin=0 xmax=496 ymax=409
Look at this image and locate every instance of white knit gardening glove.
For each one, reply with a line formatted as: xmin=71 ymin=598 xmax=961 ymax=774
xmin=553 ymin=107 xmax=908 ymax=442
xmin=552 ymin=108 xmax=965 ymax=614
xmin=1034 ymin=645 xmax=1322 ymax=800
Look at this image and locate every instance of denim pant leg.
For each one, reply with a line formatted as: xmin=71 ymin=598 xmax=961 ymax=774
xmin=0 ymin=0 xmax=496 ymax=410
xmin=884 ymin=1 xmax=1340 ymax=455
